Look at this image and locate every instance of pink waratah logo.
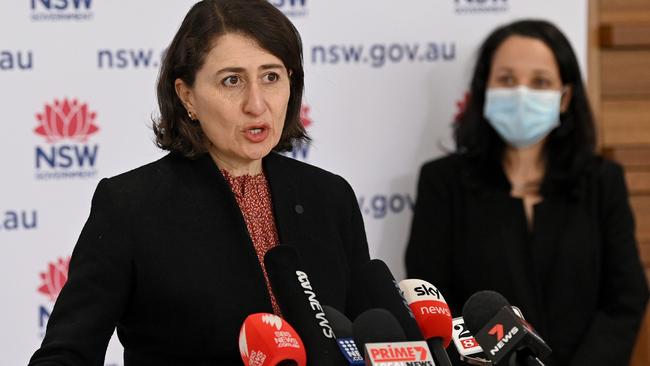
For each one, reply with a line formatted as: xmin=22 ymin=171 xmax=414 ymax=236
xmin=34 ymin=98 xmax=99 ymax=142
xmin=300 ymin=104 xmax=312 ymax=129
xmin=454 ymin=91 xmax=470 ymax=123
xmin=37 ymin=257 xmax=70 ymax=302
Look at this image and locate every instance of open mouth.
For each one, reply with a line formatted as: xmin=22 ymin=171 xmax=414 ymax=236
xmin=244 ymin=125 xmax=270 ymax=142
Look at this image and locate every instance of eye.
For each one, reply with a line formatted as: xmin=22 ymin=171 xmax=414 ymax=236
xmin=496 ymin=74 xmax=516 ymax=86
xmin=262 ymin=72 xmax=280 ymax=83
xmin=531 ymin=77 xmax=552 ymax=89
xmin=222 ymin=75 xmax=241 ymax=87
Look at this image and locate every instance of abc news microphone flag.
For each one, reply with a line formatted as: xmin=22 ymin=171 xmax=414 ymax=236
xmin=1 ymin=1 xmax=587 ymax=364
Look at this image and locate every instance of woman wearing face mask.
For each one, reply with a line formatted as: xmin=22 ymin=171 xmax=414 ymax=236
xmin=405 ymin=20 xmax=648 ymax=366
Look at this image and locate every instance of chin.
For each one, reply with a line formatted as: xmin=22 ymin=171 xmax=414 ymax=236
xmin=243 ymin=146 xmax=274 ymax=161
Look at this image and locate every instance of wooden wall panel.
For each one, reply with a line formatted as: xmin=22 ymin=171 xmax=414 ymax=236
xmin=603 ymin=147 xmax=650 ymax=168
xmin=601 ymin=50 xmax=650 ymax=97
xmin=601 ymin=100 xmax=650 ymax=145
xmin=627 ymin=172 xmax=650 ymax=195
xmin=631 ymin=309 xmax=650 ymax=366
xmin=596 ymin=2 xmax=650 ymax=365
xmin=631 ymin=196 xmax=650 ymax=242
xmin=600 ymin=0 xmax=650 ymax=23
xmin=600 ymin=23 xmax=650 ymax=47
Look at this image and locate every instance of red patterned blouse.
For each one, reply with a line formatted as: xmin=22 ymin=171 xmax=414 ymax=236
xmin=221 ymin=169 xmax=282 ymax=315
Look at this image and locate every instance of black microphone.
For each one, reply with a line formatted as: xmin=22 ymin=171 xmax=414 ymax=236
xmin=264 ymin=245 xmax=346 ymax=366
xmin=323 ymin=305 xmax=364 ymax=366
xmin=353 ymin=308 xmax=435 ymax=366
xmin=462 ymin=290 xmax=552 ymax=366
xmin=358 ymin=259 xmax=424 ymax=341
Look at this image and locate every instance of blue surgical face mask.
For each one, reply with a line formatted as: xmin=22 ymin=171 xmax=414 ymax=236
xmin=483 ymin=86 xmax=562 ymax=148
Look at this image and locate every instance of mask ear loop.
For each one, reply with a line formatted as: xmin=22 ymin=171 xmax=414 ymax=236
xmin=559 ymin=84 xmax=572 ymax=114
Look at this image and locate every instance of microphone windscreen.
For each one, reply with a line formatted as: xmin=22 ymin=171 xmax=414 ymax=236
xmin=263 ymin=245 xmax=345 ymax=366
xmin=238 ymin=313 xmax=306 ymax=366
xmin=323 ymin=305 xmax=353 ymax=338
xmin=398 ymin=279 xmax=453 ymax=348
xmin=358 ymin=259 xmax=424 ymax=340
xmin=461 ymin=290 xmax=510 ymax=335
xmin=352 ymin=308 xmax=407 ymax=352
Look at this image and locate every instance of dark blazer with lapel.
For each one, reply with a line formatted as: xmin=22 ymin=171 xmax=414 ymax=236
xmin=29 ymin=152 xmax=370 ymax=366
xmin=405 ymin=153 xmax=648 ymax=366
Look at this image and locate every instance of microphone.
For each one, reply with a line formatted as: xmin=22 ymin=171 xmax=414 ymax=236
xmin=322 ymin=305 xmax=365 ymax=366
xmin=238 ymin=313 xmax=306 ymax=366
xmin=462 ymin=290 xmax=552 ymax=366
xmin=398 ymin=279 xmax=453 ymax=366
xmin=451 ymin=316 xmax=491 ymax=365
xmin=352 ymin=308 xmax=434 ymax=366
xmin=263 ymin=245 xmax=346 ymax=366
xmin=357 ymin=259 xmax=424 ymax=341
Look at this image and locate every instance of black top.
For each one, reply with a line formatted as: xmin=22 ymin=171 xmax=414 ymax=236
xmin=29 ymin=152 xmax=370 ymax=366
xmin=405 ymin=153 xmax=648 ymax=366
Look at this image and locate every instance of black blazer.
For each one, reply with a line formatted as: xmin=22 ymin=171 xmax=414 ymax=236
xmin=405 ymin=154 xmax=648 ymax=366
xmin=29 ymin=152 xmax=370 ymax=366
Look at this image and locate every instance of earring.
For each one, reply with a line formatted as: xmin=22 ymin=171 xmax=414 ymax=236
xmin=187 ymin=110 xmax=196 ymax=121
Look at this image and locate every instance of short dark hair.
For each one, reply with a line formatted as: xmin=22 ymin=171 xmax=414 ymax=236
xmin=454 ymin=19 xmax=596 ymax=196
xmin=153 ymin=0 xmax=308 ymax=158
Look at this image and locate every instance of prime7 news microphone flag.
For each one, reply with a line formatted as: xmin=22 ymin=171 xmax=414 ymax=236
xmin=358 ymin=259 xmax=424 ymax=341
xmin=238 ymin=313 xmax=306 ymax=366
xmin=263 ymin=245 xmax=347 ymax=366
xmin=322 ymin=305 xmax=365 ymax=366
xmin=398 ymin=279 xmax=453 ymax=366
xmin=462 ymin=291 xmax=551 ymax=366
xmin=353 ymin=308 xmax=434 ymax=366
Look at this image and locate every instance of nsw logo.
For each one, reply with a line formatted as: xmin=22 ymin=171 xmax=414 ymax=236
xmin=30 ymin=0 xmax=93 ymax=21
xmin=37 ymin=256 xmax=70 ymax=336
xmin=454 ymin=0 xmax=508 ymax=14
xmin=270 ymin=0 xmax=308 ymax=17
xmin=286 ymin=104 xmax=312 ymax=161
xmin=34 ymin=98 xmax=100 ymax=180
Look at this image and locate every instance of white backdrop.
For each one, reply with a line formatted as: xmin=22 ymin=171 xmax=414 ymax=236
xmin=1 ymin=0 xmax=587 ymax=364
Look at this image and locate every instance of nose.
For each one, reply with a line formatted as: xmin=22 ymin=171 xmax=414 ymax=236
xmin=243 ymin=82 xmax=267 ymax=116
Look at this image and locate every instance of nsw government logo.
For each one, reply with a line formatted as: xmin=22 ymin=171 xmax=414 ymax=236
xmin=34 ymin=98 xmax=100 ymax=180
xmin=37 ymin=256 xmax=70 ymax=337
xmin=270 ymin=0 xmax=308 ymax=17
xmin=287 ymin=104 xmax=312 ymax=161
xmin=454 ymin=0 xmax=508 ymax=14
xmin=30 ymin=0 xmax=93 ymax=22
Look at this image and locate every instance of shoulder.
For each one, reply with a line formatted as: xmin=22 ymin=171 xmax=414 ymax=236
xmin=99 ymin=153 xmax=182 ymax=190
xmin=594 ymin=157 xmax=625 ymax=183
xmin=591 ymin=156 xmax=629 ymax=203
xmin=420 ymin=153 xmax=464 ymax=175
xmin=577 ymin=156 xmax=626 ymax=192
xmin=418 ymin=153 xmax=466 ymax=190
xmin=265 ymin=152 xmax=353 ymax=192
xmin=91 ymin=153 xmax=195 ymax=209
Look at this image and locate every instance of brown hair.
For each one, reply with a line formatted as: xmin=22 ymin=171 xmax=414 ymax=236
xmin=153 ymin=0 xmax=308 ymax=158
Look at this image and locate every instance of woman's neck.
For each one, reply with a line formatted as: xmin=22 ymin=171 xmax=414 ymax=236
xmin=503 ymin=139 xmax=546 ymax=193
xmin=209 ymin=151 xmax=263 ymax=177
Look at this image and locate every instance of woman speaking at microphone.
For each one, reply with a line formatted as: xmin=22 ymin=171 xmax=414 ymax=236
xmin=29 ymin=1 xmax=370 ymax=365
xmin=405 ymin=20 xmax=648 ymax=365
